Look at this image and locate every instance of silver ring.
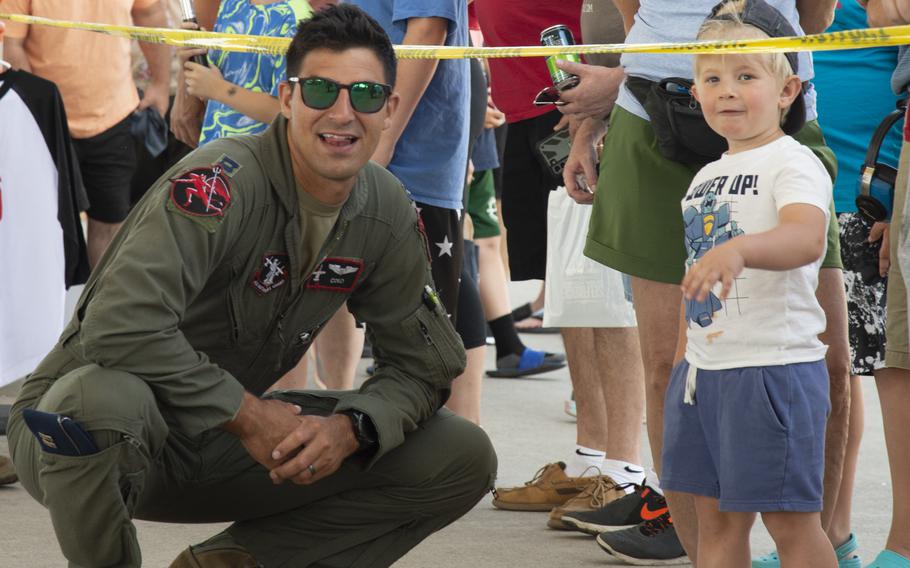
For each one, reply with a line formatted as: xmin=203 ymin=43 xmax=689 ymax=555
xmin=307 ymin=464 xmax=317 ymax=476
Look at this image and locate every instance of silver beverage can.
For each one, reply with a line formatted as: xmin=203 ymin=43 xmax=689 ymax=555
xmin=540 ymin=24 xmax=581 ymax=91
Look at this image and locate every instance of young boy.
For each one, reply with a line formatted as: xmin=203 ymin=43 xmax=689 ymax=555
xmin=660 ymin=1 xmax=838 ymax=567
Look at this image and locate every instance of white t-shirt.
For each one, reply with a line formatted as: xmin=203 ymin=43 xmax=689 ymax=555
xmin=0 ymin=79 xmax=66 ymax=386
xmin=681 ymin=136 xmax=831 ymax=370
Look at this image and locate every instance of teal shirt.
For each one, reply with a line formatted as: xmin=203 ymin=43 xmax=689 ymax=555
xmin=199 ymin=0 xmax=310 ymax=146
xmin=813 ymin=0 xmax=903 ymax=213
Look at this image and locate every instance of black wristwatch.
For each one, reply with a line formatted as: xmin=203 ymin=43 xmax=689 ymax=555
xmin=338 ymin=410 xmax=378 ymax=453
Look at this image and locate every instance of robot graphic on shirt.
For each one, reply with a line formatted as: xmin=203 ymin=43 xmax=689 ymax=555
xmin=683 ymin=189 xmax=744 ymax=328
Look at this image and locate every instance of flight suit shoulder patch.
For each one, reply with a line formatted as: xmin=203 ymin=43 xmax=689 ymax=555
xmin=166 ymin=162 xmax=234 ymax=232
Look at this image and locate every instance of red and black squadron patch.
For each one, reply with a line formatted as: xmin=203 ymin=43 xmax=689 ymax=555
xmin=167 ymin=164 xmax=233 ymax=231
xmin=250 ymin=253 xmax=290 ymax=295
xmin=307 ymin=257 xmax=364 ymax=293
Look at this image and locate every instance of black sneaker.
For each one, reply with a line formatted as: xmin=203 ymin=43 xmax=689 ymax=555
xmin=596 ymin=513 xmax=688 ymax=566
xmin=562 ymin=484 xmax=666 ymax=535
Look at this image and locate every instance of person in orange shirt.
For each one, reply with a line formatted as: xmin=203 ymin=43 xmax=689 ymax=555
xmin=3 ymin=1 xmax=171 ymax=268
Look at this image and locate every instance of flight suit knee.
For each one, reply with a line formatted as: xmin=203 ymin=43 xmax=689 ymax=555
xmin=24 ymin=365 xmax=168 ymax=568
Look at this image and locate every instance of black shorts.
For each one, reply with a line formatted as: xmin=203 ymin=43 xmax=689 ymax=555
xmin=72 ymin=115 xmax=137 ymax=223
xmin=416 ymin=201 xmax=464 ymax=324
xmin=501 ymin=110 xmax=562 ymax=280
xmin=838 ymin=212 xmax=888 ymax=375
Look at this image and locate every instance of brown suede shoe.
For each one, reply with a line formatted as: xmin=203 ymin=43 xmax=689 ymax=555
xmin=547 ymin=474 xmax=626 ymax=529
xmin=0 ymin=455 xmax=17 ymax=486
xmin=169 ymin=533 xmax=262 ymax=568
xmin=492 ymin=462 xmax=595 ymax=511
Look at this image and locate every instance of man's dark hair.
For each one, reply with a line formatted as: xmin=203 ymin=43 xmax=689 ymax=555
xmin=286 ymin=4 xmax=397 ymax=86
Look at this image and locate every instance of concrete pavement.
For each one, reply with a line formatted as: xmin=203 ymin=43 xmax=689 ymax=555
xmin=0 ymin=281 xmax=895 ymax=566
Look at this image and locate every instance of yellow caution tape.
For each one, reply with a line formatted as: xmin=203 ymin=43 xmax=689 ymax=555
xmin=3 ymin=12 xmax=910 ymax=59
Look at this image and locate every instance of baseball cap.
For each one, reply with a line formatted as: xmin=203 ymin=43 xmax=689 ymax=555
xmin=705 ymin=0 xmax=806 ymax=134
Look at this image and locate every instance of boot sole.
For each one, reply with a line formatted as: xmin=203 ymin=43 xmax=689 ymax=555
xmin=492 ymin=500 xmax=559 ymax=512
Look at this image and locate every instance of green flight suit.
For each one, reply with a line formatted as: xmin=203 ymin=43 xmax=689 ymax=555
xmin=8 ymin=116 xmax=497 ymax=568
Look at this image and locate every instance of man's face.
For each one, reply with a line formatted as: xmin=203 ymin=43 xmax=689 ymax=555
xmin=279 ymin=47 xmax=397 ymax=188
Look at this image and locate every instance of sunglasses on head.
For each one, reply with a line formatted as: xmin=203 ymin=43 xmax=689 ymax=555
xmin=288 ymin=76 xmax=392 ymax=114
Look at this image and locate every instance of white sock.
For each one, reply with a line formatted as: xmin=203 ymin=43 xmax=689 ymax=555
xmin=646 ymin=468 xmax=664 ymax=495
xmin=565 ymin=445 xmax=606 ymax=477
xmin=601 ymin=459 xmax=645 ymax=493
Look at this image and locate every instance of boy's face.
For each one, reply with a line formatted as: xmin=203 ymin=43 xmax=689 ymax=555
xmin=692 ymin=54 xmax=801 ymax=154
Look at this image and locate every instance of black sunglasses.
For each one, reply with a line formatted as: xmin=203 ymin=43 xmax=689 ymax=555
xmin=288 ymin=76 xmax=392 ymax=114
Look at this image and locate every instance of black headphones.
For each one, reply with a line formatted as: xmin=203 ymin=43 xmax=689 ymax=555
xmin=856 ymin=98 xmax=907 ymax=222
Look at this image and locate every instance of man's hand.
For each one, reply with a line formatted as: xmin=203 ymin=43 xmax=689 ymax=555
xmin=484 ymin=94 xmax=505 ymax=129
xmin=563 ymin=118 xmax=606 ymax=205
xmin=554 ymin=61 xmax=624 ymax=120
xmin=268 ymin=414 xmax=360 ymax=485
xmin=184 ymin=59 xmax=226 ymax=101
xmin=681 ymin=241 xmax=746 ymax=303
xmin=137 ymin=81 xmax=170 ymax=118
xmin=221 ymin=394 xmax=304 ymax=470
xmin=869 ymin=221 xmax=891 ymax=277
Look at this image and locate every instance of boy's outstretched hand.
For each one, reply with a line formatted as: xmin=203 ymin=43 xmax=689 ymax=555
xmin=681 ymin=242 xmax=746 ymax=303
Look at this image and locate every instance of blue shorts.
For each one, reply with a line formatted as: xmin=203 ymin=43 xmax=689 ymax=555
xmin=661 ymin=359 xmax=829 ymax=512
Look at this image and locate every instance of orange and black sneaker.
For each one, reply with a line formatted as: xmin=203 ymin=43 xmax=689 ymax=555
xmin=561 ymin=483 xmax=669 ymax=535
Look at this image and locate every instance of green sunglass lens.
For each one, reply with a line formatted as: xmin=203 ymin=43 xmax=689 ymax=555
xmin=350 ymin=82 xmax=387 ymax=113
xmin=302 ymin=79 xmax=339 ymax=109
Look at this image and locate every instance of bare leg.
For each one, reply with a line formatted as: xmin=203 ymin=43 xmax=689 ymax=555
xmin=476 ymin=236 xmax=512 ymax=320
xmin=87 ymin=218 xmax=123 ymax=269
xmin=693 ymin=494 xmax=755 ymax=568
xmin=817 ymin=268 xmax=851 ymax=531
xmin=595 ymin=327 xmax=644 ymax=463
xmin=763 ymin=512 xmax=837 ymax=568
xmin=314 ymin=304 xmax=364 ymax=390
xmin=826 ymin=375 xmax=863 ymax=548
xmin=446 ymin=345 xmax=486 ymax=425
xmin=562 ymin=327 xmax=608 ymax=451
xmin=873 ymin=368 xmax=910 ymax=558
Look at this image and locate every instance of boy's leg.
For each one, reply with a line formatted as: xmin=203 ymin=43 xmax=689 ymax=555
xmin=762 ymin=512 xmax=837 ymax=568
xmin=873 ymin=369 xmax=910 ymax=558
xmin=693 ymin=494 xmax=755 ymax=568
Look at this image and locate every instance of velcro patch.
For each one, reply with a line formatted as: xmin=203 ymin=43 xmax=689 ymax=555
xmin=167 ymin=164 xmax=233 ymax=231
xmin=307 ymin=257 xmax=364 ymax=293
xmin=250 ymin=253 xmax=290 ymax=295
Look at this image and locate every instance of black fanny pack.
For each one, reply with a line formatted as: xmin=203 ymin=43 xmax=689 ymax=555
xmin=625 ymin=76 xmax=727 ymax=166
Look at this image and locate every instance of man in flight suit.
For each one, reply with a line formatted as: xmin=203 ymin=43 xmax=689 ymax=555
xmin=7 ymin=6 xmax=497 ymax=567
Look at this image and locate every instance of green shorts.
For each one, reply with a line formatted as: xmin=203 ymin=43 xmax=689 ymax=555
xmin=584 ymin=106 xmax=842 ymax=284
xmin=466 ymin=169 xmax=501 ymax=239
xmin=885 ymin=140 xmax=910 ymax=370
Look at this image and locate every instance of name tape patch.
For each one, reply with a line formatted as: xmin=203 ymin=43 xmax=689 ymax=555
xmin=307 ymin=257 xmax=364 ymax=293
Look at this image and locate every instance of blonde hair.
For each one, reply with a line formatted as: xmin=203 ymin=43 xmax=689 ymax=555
xmin=694 ymin=2 xmax=797 ymax=125
xmin=694 ymin=2 xmax=794 ymax=85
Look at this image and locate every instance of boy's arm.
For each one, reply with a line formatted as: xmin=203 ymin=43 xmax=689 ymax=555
xmin=183 ymin=61 xmax=280 ymax=124
xmin=862 ymin=0 xmax=910 ymax=26
xmin=133 ymin=1 xmax=172 ymax=118
xmin=674 ymin=299 xmax=688 ymax=365
xmin=611 ymin=0 xmax=640 ymax=34
xmin=796 ymin=0 xmax=837 ymax=34
xmin=193 ymin=0 xmax=221 ymax=31
xmin=681 ymin=203 xmax=827 ymax=302
xmin=371 ymin=16 xmax=449 ymax=167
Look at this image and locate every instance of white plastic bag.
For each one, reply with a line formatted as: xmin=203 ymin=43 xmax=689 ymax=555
xmin=543 ymin=189 xmax=636 ymax=328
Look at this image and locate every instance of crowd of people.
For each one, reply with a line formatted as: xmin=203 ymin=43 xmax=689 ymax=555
xmin=2 ymin=0 xmax=910 ymax=567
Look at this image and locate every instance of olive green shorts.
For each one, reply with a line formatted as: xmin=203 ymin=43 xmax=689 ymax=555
xmin=584 ymin=106 xmax=842 ymax=284
xmin=885 ymin=140 xmax=910 ymax=370
xmin=466 ymin=169 xmax=501 ymax=239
